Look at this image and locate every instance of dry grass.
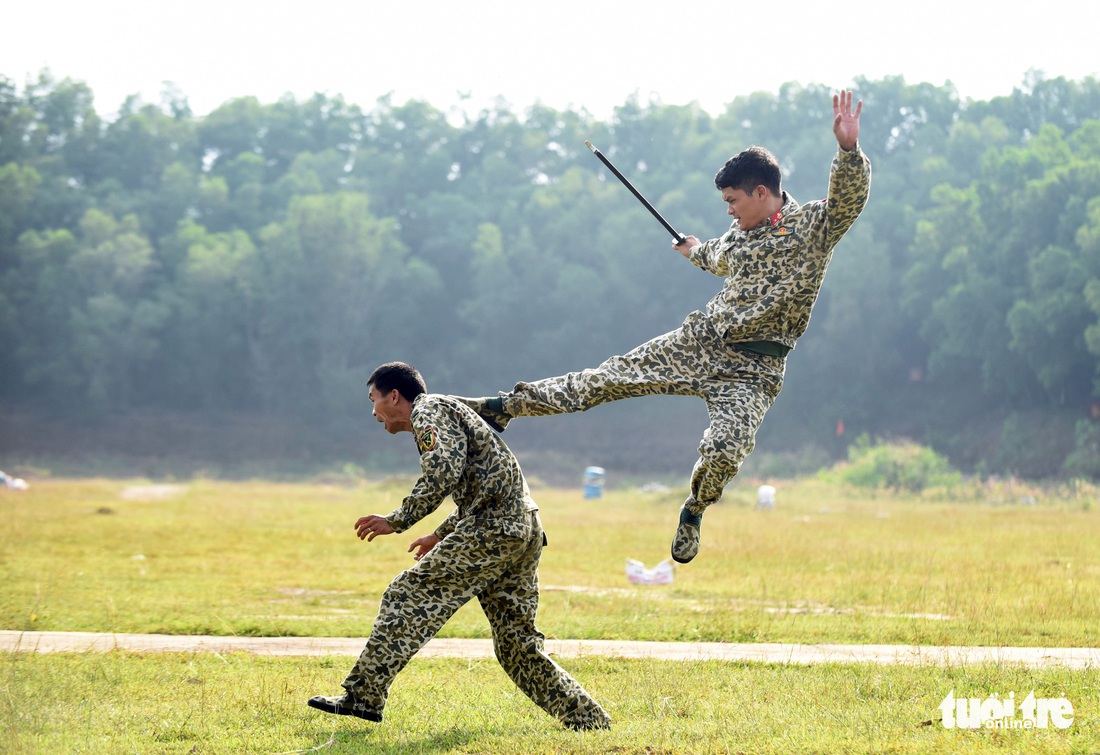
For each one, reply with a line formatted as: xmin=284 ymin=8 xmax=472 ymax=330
xmin=1 ymin=477 xmax=1097 ymax=647
xmin=2 ymin=477 xmax=1099 ymax=753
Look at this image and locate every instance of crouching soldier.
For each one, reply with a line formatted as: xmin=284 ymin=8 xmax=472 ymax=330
xmin=307 ymin=361 xmax=610 ymax=731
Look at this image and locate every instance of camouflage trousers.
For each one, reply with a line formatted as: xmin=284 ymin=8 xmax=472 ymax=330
xmin=341 ymin=509 xmax=610 ymax=728
xmin=503 ymin=311 xmax=785 ymax=511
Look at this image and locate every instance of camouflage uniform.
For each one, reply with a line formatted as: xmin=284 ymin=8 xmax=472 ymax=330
xmin=501 ymin=145 xmax=871 ymax=525
xmin=338 ymin=394 xmax=610 ymax=729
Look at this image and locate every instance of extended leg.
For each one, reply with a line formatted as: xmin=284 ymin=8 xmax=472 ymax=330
xmin=504 ymin=325 xmax=707 ymax=418
xmin=453 ymin=323 xmax=709 ymax=432
xmin=479 ymin=515 xmax=611 ymax=730
xmin=672 ymin=352 xmax=785 ymax=563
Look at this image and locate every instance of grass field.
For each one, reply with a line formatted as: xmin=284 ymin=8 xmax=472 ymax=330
xmin=2 ymin=476 xmax=1098 ymax=753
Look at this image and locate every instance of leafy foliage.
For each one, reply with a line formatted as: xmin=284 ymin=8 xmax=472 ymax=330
xmin=2 ymin=70 xmax=1100 ymax=478
xmin=820 ymin=435 xmax=961 ymax=492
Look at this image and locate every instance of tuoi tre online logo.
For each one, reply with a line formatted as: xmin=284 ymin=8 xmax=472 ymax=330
xmin=939 ymin=690 xmax=1074 ymax=730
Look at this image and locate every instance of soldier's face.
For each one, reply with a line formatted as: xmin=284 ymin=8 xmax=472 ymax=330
xmin=722 ymin=186 xmax=770 ymax=231
xmin=368 ymin=386 xmax=403 ymax=434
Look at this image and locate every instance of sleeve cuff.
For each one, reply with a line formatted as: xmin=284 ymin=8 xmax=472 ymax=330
xmin=385 ymin=512 xmax=408 ymax=533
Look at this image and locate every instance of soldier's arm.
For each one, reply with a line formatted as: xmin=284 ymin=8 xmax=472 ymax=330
xmin=385 ymin=406 xmax=467 ymax=533
xmin=824 ymin=144 xmax=871 ymax=249
xmin=824 ymin=89 xmax=871 ymax=248
xmin=688 ymin=232 xmax=733 ymax=276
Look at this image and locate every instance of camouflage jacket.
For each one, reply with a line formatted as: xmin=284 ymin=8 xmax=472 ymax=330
xmin=385 ymin=394 xmax=538 ymax=540
xmin=688 ymin=144 xmax=872 ymax=349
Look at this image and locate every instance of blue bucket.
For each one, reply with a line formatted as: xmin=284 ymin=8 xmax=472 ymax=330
xmin=583 ymin=466 xmax=606 ymax=499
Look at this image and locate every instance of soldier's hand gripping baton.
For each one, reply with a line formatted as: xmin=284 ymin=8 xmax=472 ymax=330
xmin=585 ymin=140 xmax=687 ymax=245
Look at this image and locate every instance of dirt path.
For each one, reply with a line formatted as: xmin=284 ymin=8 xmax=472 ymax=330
xmin=2 ymin=631 xmax=1097 ymax=669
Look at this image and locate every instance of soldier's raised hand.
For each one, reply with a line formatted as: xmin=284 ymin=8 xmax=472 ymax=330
xmin=833 ymin=89 xmax=862 ymax=151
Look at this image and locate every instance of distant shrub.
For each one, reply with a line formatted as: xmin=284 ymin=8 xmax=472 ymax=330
xmin=1062 ymin=419 xmax=1100 ymax=481
xmin=820 ymin=435 xmax=961 ymax=492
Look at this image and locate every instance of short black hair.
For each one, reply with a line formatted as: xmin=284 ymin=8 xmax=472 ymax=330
xmin=714 ymin=146 xmax=782 ymax=196
xmin=367 ymin=362 xmax=427 ymax=401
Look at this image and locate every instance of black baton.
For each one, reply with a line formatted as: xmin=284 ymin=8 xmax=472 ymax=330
xmin=585 ymin=140 xmax=687 ymax=245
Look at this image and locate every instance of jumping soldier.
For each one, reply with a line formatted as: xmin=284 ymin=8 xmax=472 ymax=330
xmin=458 ymin=89 xmax=871 ymax=565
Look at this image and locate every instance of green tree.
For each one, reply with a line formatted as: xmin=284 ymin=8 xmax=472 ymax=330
xmin=2 ymin=228 xmax=83 ymax=404
xmin=65 ymin=211 xmax=168 ymax=411
xmin=155 ymin=219 xmax=259 ymax=412
xmin=1075 ymin=196 xmax=1100 ymax=395
xmin=0 ymin=163 xmax=41 ymax=248
xmin=5 ymin=210 xmax=166 ymax=413
xmin=246 ymin=193 xmax=409 ymax=418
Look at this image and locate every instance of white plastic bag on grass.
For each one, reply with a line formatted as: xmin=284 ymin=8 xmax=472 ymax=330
xmin=626 ymin=558 xmax=674 ymax=585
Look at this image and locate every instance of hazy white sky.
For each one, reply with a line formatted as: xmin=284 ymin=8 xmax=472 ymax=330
xmin=4 ymin=0 xmax=1098 ymax=120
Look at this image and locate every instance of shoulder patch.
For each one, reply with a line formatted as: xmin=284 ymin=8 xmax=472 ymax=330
xmin=415 ymin=426 xmax=437 ymax=453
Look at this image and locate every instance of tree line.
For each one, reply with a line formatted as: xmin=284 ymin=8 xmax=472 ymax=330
xmin=2 ymin=71 xmax=1099 ymax=480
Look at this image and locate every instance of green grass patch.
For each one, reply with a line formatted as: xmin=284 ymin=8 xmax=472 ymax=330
xmin=3 ymin=650 xmax=1097 ymax=754
xmin=2 ymin=477 xmax=1098 ymax=647
xmin=2 ymin=477 xmax=1099 ymax=752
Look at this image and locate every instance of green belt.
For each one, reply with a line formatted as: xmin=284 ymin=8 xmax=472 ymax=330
xmin=733 ymin=340 xmax=791 ymax=358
